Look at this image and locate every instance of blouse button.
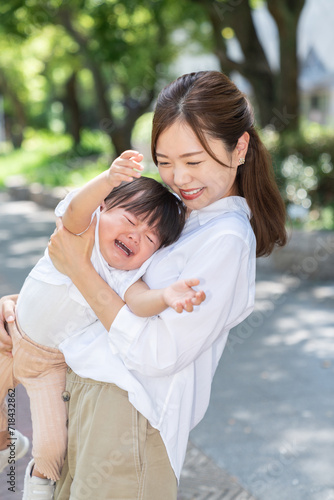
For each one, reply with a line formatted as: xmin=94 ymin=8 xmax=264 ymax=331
xmin=62 ymin=391 xmax=71 ymax=402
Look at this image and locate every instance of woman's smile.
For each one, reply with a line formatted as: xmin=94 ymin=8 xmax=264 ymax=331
xmin=179 ymin=187 xmax=205 ymax=200
xmin=155 ymin=121 xmax=239 ymax=210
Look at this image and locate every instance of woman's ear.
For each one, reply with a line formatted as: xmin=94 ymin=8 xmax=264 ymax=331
xmin=236 ymin=132 xmax=250 ymax=165
xmin=100 ymin=200 xmax=106 ymax=212
xmin=237 ymin=132 xmax=250 ymax=154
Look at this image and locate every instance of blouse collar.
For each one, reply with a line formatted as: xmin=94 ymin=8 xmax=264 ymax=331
xmin=188 ymin=196 xmax=251 ymax=226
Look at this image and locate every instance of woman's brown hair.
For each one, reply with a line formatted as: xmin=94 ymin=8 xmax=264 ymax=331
xmin=151 ymin=71 xmax=287 ymax=257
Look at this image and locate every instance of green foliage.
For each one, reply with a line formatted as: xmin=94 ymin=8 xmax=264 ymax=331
xmin=0 ymin=127 xmax=160 ymax=188
xmin=0 ymin=129 xmax=107 ymax=187
xmin=0 ymin=0 xmax=197 ymax=153
xmin=0 ymin=24 xmax=80 ymax=127
xmin=261 ymin=123 xmax=334 ymax=230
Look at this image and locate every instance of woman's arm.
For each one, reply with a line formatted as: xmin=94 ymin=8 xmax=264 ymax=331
xmin=48 ymin=218 xmax=124 ymax=331
xmin=124 ymin=278 xmax=206 ymax=317
xmin=0 ymin=295 xmax=18 ymax=357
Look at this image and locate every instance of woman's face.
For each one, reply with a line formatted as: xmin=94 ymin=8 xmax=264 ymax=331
xmin=156 ymin=121 xmax=244 ymax=211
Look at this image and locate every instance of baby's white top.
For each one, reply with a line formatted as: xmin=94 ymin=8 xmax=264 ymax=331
xmin=16 ymin=190 xmax=151 ymax=347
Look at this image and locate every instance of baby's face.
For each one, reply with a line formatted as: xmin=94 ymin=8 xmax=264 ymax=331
xmin=99 ymin=206 xmax=160 ymax=270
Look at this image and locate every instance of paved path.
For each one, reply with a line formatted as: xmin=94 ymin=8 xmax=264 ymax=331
xmin=0 ymin=191 xmax=333 ymax=500
xmin=190 ymin=274 xmax=334 ymax=500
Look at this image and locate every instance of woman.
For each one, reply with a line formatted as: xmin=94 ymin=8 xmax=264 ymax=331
xmin=0 ymin=71 xmax=286 ymax=499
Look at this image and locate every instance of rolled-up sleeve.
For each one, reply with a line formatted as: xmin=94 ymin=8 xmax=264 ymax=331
xmin=109 ymin=233 xmax=254 ymax=377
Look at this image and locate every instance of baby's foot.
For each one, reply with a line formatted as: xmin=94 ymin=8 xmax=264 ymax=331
xmin=23 ymin=459 xmax=55 ymax=500
xmin=0 ymin=429 xmax=29 ymax=473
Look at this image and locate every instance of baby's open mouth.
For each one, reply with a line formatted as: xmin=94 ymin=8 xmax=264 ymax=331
xmin=115 ymin=240 xmax=133 ymax=257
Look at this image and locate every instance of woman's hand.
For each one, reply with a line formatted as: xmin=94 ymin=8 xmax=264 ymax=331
xmin=0 ymin=295 xmax=17 ymax=357
xmin=48 ymin=216 xmax=96 ymax=279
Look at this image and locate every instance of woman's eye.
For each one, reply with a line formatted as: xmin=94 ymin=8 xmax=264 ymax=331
xmin=187 ymin=161 xmax=202 ymax=166
xmin=157 ymin=162 xmax=170 ymax=167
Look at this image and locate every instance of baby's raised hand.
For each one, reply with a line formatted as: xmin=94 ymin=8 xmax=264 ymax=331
xmin=108 ymin=150 xmax=144 ymax=187
xmin=163 ymin=279 xmax=206 ymax=314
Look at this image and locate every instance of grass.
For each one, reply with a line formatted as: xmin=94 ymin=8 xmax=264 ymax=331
xmin=0 ymin=128 xmax=160 ymax=189
xmin=0 ymin=129 xmax=110 ymax=188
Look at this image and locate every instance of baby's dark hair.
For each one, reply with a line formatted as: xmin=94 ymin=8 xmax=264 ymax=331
xmin=104 ymin=177 xmax=186 ymax=248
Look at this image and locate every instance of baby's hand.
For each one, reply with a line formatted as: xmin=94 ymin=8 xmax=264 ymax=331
xmin=107 ymin=150 xmax=144 ymax=187
xmin=163 ymin=279 xmax=206 ymax=314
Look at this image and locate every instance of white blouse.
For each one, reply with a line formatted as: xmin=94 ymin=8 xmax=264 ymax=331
xmin=59 ymin=195 xmax=256 ymax=481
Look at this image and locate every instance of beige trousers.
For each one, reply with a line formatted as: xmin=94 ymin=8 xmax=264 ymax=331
xmin=54 ymin=369 xmax=177 ymax=500
xmin=0 ymin=321 xmax=68 ymax=480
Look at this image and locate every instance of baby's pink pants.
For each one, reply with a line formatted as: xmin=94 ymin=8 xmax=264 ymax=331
xmin=0 ymin=321 xmax=68 ymax=481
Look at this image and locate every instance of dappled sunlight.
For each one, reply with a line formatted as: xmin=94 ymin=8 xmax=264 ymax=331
xmin=0 ymin=228 xmax=11 ymax=240
xmin=230 ymin=409 xmax=253 ymax=422
xmin=277 ymin=427 xmax=334 ymax=484
xmin=302 ymin=327 xmax=334 ymax=356
xmin=312 ymin=284 xmax=334 ymax=300
xmin=251 ymin=279 xmax=295 ymax=323
xmin=0 ymin=199 xmax=56 ymax=224
xmin=5 ymin=255 xmax=44 ymax=270
xmin=255 ymin=279 xmax=292 ymax=299
xmin=258 ymin=370 xmax=288 ymax=382
xmin=264 ymin=327 xmax=311 ymax=346
xmin=256 ymin=280 xmax=334 ymax=361
xmin=25 ymin=210 xmax=56 ymax=224
xmin=9 ymin=237 xmax=48 ymax=256
xmin=0 ymin=194 xmax=56 ymax=292
xmin=295 ymin=307 xmax=333 ymax=325
xmin=276 ymin=427 xmax=334 ymax=451
xmin=0 ymin=200 xmax=40 ymax=215
xmin=264 ymin=324 xmax=334 ymax=357
xmin=254 ymin=299 xmax=276 ymax=313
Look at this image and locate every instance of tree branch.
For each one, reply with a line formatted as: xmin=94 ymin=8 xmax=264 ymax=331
xmin=190 ymin=0 xmax=277 ymax=126
xmin=57 ymin=8 xmax=114 ymax=128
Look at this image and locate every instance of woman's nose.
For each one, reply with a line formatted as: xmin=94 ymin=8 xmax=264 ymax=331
xmin=173 ymin=165 xmax=192 ymax=186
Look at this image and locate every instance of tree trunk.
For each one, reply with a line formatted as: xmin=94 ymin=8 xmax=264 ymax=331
xmin=193 ymin=0 xmax=277 ymax=127
xmin=111 ymin=125 xmax=133 ymax=158
xmin=65 ymin=72 xmax=82 ymax=145
xmin=0 ymin=68 xmax=26 ymax=148
xmin=58 ymin=9 xmax=115 ymax=136
xmin=192 ymin=0 xmax=305 ymax=131
xmin=58 ymin=6 xmax=159 ymax=156
xmin=267 ymin=0 xmax=306 ymax=132
xmin=110 ymin=91 xmax=155 ymax=157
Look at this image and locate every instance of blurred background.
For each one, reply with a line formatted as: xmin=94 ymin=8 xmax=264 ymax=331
xmin=0 ymin=2 xmax=334 ymax=500
xmin=0 ymin=0 xmax=333 ymax=233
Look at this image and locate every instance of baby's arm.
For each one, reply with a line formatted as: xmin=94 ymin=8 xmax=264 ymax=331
xmin=124 ymin=278 xmax=206 ymax=317
xmin=62 ymin=150 xmax=143 ymax=234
